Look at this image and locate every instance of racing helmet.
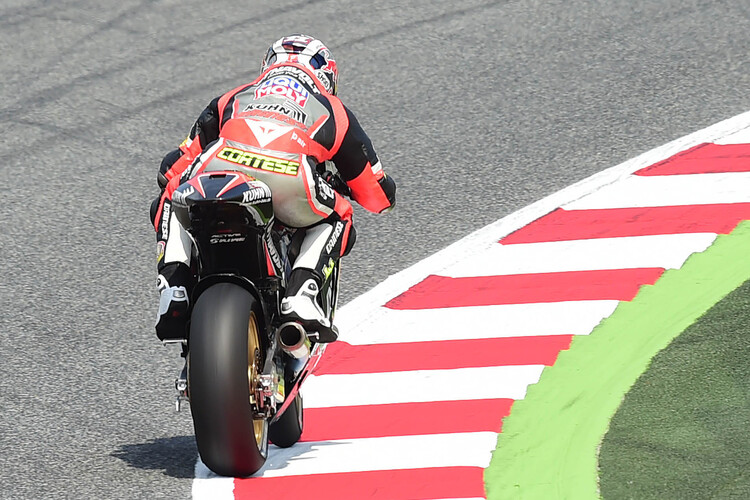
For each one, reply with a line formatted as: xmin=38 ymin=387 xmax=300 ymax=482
xmin=261 ymin=34 xmax=338 ymax=95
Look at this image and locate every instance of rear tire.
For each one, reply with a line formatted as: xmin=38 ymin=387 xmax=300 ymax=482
xmin=188 ymin=283 xmax=268 ymax=477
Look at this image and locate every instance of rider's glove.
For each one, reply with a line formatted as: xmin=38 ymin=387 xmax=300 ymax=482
xmin=322 ymin=171 xmax=351 ymax=197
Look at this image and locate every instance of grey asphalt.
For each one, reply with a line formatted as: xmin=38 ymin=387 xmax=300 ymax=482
xmin=1 ymin=0 xmax=749 ymax=498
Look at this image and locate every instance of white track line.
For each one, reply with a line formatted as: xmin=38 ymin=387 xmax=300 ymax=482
xmin=302 ymin=365 xmax=545 ymax=408
xmin=715 ymin=128 xmax=750 ymax=144
xmin=337 ymin=300 xmax=620 ymax=345
xmin=563 ymin=172 xmax=750 ymax=210
xmin=442 ymin=233 xmax=717 ymax=276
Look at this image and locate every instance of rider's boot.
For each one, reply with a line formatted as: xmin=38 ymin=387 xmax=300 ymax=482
xmin=280 ymin=268 xmax=338 ymax=343
xmin=155 ymin=262 xmax=191 ymax=341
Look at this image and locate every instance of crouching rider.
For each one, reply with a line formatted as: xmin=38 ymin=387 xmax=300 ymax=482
xmin=151 ymin=33 xmax=396 ymax=344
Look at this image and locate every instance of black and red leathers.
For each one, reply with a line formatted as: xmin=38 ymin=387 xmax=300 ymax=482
xmin=152 ymin=60 xmax=395 ymax=339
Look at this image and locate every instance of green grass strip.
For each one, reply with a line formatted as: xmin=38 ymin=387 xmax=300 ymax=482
xmin=484 ymin=221 xmax=750 ymax=499
xmin=598 ymin=271 xmax=750 ymax=498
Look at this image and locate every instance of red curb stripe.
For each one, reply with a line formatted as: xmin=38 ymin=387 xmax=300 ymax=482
xmin=499 ymin=204 xmax=750 ymax=244
xmin=635 ymin=143 xmax=750 ymax=175
xmin=384 ymin=269 xmax=663 ymax=310
xmin=300 ymin=399 xmax=514 ymax=442
xmin=315 ymin=336 xmax=573 ymax=375
xmin=234 ymin=466 xmax=487 ymax=500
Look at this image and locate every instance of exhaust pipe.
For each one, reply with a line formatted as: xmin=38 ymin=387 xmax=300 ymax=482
xmin=277 ymin=322 xmax=311 ymax=359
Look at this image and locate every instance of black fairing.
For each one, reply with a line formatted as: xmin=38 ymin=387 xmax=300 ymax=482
xmin=171 ymin=172 xmax=276 ymax=281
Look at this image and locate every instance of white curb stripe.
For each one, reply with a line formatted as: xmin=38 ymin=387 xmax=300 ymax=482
xmin=249 ymin=432 xmax=498 ymax=478
xmin=193 ymin=460 xmax=234 ymax=499
xmin=563 ymin=172 xmax=750 ymax=210
xmin=441 ymin=233 xmax=717 ymax=276
xmin=336 ymin=300 xmax=620 ymax=345
xmin=335 ymin=114 xmax=750 ymax=320
xmin=192 ymin=114 xmax=750 ymax=498
xmin=302 ymin=365 xmax=545 ymax=408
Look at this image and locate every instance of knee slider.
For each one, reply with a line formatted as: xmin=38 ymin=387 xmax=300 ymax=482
xmin=149 ymin=195 xmax=161 ymax=226
xmin=342 ymin=224 xmax=356 ymax=257
xmin=158 ymin=149 xmax=183 ymax=189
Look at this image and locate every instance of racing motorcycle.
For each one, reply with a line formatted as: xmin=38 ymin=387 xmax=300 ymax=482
xmin=167 ymin=169 xmax=340 ymax=477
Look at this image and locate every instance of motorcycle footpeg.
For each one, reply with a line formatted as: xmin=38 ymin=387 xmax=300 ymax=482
xmin=308 ymin=324 xmax=339 ymax=344
xmin=174 ymin=365 xmax=189 ymax=412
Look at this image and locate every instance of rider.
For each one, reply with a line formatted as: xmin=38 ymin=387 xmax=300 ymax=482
xmin=151 ymin=34 xmax=396 ymax=343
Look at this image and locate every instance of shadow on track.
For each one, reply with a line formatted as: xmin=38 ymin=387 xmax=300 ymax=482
xmin=112 ymin=435 xmax=197 ymax=479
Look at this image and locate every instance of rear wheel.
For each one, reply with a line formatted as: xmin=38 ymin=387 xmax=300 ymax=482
xmin=188 ymin=282 xmax=268 ymax=477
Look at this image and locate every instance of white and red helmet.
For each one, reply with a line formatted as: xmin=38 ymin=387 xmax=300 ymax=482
xmin=261 ymin=34 xmax=338 ymax=95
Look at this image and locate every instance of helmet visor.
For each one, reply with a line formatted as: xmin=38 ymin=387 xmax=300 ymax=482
xmin=310 ymin=52 xmax=327 ymax=69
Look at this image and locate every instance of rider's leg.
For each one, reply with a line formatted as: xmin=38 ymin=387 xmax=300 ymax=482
xmin=153 ymin=188 xmax=194 ymax=341
xmin=281 ymin=207 xmax=356 ymax=342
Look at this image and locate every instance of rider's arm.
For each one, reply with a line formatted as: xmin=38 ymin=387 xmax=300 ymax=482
xmin=331 ymin=105 xmax=396 ymax=214
xmin=159 ymin=96 xmax=222 ymax=187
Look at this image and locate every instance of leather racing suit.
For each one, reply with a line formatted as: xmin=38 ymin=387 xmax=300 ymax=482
xmin=152 ymin=62 xmax=396 ymax=341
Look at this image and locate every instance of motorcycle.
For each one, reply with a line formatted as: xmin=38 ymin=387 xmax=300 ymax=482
xmin=167 ymin=169 xmax=340 ymax=477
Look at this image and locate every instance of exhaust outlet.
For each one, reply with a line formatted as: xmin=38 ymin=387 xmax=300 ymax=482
xmin=277 ymin=322 xmax=311 ymax=359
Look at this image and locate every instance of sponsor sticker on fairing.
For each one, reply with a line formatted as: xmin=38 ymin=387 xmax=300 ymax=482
xmin=255 ymin=76 xmax=309 ymax=105
xmin=209 ymin=233 xmax=246 ymax=244
xmin=241 ymin=183 xmax=272 ymax=204
xmin=264 ymin=230 xmax=283 ymax=272
xmin=171 ymin=185 xmax=194 ymax=205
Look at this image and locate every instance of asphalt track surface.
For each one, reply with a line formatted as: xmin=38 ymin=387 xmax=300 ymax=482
xmin=1 ymin=1 xmax=750 ymax=498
